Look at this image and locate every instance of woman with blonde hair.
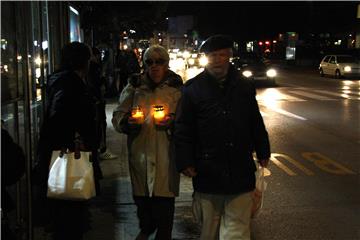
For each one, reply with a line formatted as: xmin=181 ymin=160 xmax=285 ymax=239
xmin=112 ymin=45 xmax=183 ymax=240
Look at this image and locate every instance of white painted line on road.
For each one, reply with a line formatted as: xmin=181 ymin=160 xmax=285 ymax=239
xmin=264 ymin=105 xmax=307 ymax=121
xmin=311 ymin=90 xmax=357 ymax=100
xmin=289 ymin=90 xmax=333 ymax=100
xmin=256 ymin=92 xmax=305 ymax=102
xmin=341 ymin=90 xmax=360 ymax=96
xmin=277 ymin=92 xmax=304 ymax=101
xmin=273 ymin=108 xmax=307 ymax=120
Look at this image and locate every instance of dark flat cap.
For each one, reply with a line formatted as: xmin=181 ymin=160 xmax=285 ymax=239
xmin=199 ymin=35 xmax=233 ymax=54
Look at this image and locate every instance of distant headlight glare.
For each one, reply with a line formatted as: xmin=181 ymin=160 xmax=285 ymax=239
xmin=266 ymin=69 xmax=277 ymax=77
xmin=344 ymin=66 xmax=351 ymax=72
xmin=188 ymin=58 xmax=195 ymax=65
xmin=199 ymin=56 xmax=208 ymax=67
xmin=242 ymin=70 xmax=253 ymax=78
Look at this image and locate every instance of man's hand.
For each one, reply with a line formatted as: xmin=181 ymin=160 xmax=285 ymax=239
xmin=258 ymin=158 xmax=270 ymax=168
xmin=182 ymin=167 xmax=197 ymax=177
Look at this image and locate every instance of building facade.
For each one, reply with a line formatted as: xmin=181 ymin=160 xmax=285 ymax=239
xmin=1 ymin=1 xmax=82 ymax=239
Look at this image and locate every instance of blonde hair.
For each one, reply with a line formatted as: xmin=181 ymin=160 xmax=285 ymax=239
xmin=143 ymin=45 xmax=169 ymax=65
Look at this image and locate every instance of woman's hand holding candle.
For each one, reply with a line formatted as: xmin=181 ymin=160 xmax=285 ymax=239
xmin=155 ymin=114 xmax=172 ymax=127
xmin=153 ymin=105 xmax=166 ymax=126
xmin=129 ymin=106 xmax=144 ymax=125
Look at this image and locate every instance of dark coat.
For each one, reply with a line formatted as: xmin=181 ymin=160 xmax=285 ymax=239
xmin=1 ymin=128 xmax=26 ymax=213
xmin=174 ymin=66 xmax=270 ymax=194
xmin=35 ymin=70 xmax=100 ymax=188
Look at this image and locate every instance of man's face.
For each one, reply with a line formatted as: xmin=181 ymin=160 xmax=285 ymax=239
xmin=206 ymin=48 xmax=232 ymax=79
xmin=145 ymin=52 xmax=168 ymax=84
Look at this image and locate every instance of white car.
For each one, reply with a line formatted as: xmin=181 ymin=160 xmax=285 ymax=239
xmin=319 ymin=55 xmax=360 ymax=78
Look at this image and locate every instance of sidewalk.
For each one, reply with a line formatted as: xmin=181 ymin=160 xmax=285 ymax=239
xmin=82 ymin=100 xmax=200 ymax=240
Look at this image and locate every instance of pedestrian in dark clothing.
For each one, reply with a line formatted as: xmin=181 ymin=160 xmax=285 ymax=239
xmin=174 ymin=35 xmax=271 ymax=240
xmin=34 ymin=41 xmax=102 ymax=240
xmin=88 ymin=47 xmax=106 ymax=102
xmin=88 ymin=47 xmax=117 ymax=160
xmin=1 ymin=126 xmax=26 ymax=240
xmin=115 ymin=49 xmax=141 ymax=94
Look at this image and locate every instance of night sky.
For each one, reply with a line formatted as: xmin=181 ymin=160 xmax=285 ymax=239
xmin=166 ymin=1 xmax=359 ymax=39
xmin=81 ymin=1 xmax=359 ymax=41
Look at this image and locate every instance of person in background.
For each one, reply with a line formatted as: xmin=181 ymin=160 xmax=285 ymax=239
xmin=34 ymin=41 xmax=102 ymax=240
xmin=115 ymin=48 xmax=141 ymax=94
xmin=112 ymin=45 xmax=183 ymax=240
xmin=88 ymin=47 xmax=118 ymax=160
xmin=174 ymin=35 xmax=271 ymax=240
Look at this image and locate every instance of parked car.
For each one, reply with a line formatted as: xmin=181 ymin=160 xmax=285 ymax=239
xmin=319 ymin=55 xmax=360 ymax=78
xmin=231 ymin=52 xmax=277 ymax=85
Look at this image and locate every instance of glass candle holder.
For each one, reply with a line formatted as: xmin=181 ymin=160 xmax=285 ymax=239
xmin=131 ymin=106 xmax=144 ymax=124
xmin=153 ymin=105 xmax=165 ymax=125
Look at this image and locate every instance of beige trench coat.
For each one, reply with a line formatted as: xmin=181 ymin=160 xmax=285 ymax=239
xmin=112 ymin=73 xmax=182 ymax=197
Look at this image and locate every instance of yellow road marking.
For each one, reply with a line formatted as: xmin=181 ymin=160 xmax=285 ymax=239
xmin=271 ymin=153 xmax=314 ymax=176
xmin=302 ymin=152 xmax=355 ymax=175
xmin=270 ymin=156 xmax=297 ymax=176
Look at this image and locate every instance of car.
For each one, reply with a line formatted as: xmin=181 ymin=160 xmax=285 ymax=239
xmin=187 ymin=52 xmax=208 ymax=68
xmin=319 ymin=54 xmax=360 ymax=78
xmin=231 ymin=52 xmax=277 ymax=85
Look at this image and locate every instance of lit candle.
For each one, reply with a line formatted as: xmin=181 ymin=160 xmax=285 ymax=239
xmin=153 ymin=105 xmax=165 ymax=125
xmin=131 ymin=106 xmax=144 ymax=124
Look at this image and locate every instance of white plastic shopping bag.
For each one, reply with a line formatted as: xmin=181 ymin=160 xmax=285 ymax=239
xmin=47 ymin=150 xmax=96 ymax=200
xmin=251 ymin=165 xmax=268 ymax=218
xmin=192 ymin=192 xmax=203 ymax=224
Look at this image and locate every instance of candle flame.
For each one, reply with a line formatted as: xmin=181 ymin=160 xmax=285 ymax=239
xmin=132 ymin=110 xmax=144 ymax=118
xmin=153 ymin=105 xmax=165 ymax=122
xmin=154 ymin=110 xmax=165 ymax=119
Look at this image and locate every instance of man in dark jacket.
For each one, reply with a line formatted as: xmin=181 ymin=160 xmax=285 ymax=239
xmin=174 ymin=35 xmax=270 ymax=240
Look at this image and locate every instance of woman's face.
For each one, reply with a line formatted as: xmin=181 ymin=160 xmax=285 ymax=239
xmin=145 ymin=52 xmax=168 ymax=84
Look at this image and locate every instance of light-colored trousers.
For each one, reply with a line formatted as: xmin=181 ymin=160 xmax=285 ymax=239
xmin=193 ymin=191 xmax=253 ymax=240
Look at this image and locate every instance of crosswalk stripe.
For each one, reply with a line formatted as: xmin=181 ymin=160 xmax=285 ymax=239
xmin=341 ymin=89 xmax=360 ymax=95
xmin=260 ymin=104 xmax=307 ymax=121
xmin=270 ymin=107 xmax=307 ymax=120
xmin=311 ymin=89 xmax=357 ymax=99
xmin=263 ymin=88 xmax=360 ymax=101
xmin=289 ymin=90 xmax=333 ymax=100
xmin=256 ymin=93 xmax=304 ymax=102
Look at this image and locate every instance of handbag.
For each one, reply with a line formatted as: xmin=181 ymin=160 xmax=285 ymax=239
xmin=47 ymin=149 xmax=96 ymax=200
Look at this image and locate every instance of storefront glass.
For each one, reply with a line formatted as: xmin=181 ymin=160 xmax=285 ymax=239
xmin=1 ymin=2 xmax=22 ymax=143
xmin=69 ymin=5 xmax=81 ymax=42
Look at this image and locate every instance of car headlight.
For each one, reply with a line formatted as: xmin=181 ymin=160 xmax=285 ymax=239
xmin=188 ymin=58 xmax=195 ymax=65
xmin=344 ymin=66 xmax=351 ymax=72
xmin=199 ymin=56 xmax=208 ymax=67
xmin=242 ymin=70 xmax=253 ymax=78
xmin=266 ymin=69 xmax=277 ymax=78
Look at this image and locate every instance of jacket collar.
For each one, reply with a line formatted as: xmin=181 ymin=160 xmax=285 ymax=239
xmin=143 ymin=69 xmax=182 ymax=90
